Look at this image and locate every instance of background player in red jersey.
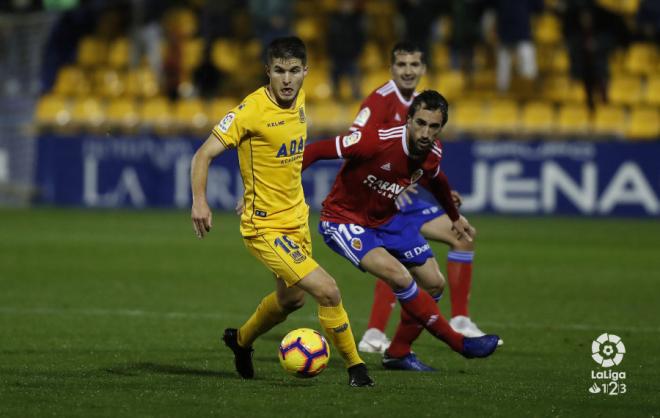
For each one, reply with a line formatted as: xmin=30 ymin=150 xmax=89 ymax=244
xmin=351 ymin=42 xmax=500 ymax=354
xmin=303 ymin=90 xmax=500 ymax=370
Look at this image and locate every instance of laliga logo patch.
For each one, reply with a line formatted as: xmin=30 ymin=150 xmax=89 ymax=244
xmin=350 ymin=238 xmax=362 ymax=250
xmin=592 ymin=333 xmax=625 ymax=368
xmin=410 ymin=169 xmax=424 ymax=184
xmin=342 ymin=131 xmax=362 ymax=148
xmin=218 ymin=112 xmax=235 ymax=133
xmin=353 ymin=107 xmax=371 ymax=127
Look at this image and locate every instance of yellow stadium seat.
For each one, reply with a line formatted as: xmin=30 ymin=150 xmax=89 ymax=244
xmin=107 ymin=37 xmax=131 ymax=69
xmin=557 ymin=103 xmax=590 ymax=135
xmin=140 ymin=96 xmax=173 ymax=133
xmin=592 ymin=105 xmax=626 ymax=136
xmin=360 ymin=41 xmax=385 ymax=71
xmin=70 ymin=97 xmax=105 ymax=130
xmin=295 ymin=16 xmax=322 ymax=45
xmin=471 ymin=70 xmax=496 ymax=91
xmin=208 ymin=98 xmax=238 ymax=123
xmin=346 ymin=100 xmax=362 ymax=121
xmin=53 ymin=66 xmax=90 ymax=97
xmin=181 ymin=38 xmax=204 ymax=73
xmin=307 ymin=101 xmax=348 ymax=133
xmin=163 ymin=8 xmax=198 ymax=38
xmin=534 ymin=13 xmax=561 ymax=45
xmin=626 ymin=107 xmax=659 ymax=140
xmin=521 ymin=101 xmax=556 ymax=134
xmin=536 ymin=46 xmax=554 ymax=73
xmin=551 ymin=48 xmax=570 ymax=74
xmin=361 ymin=69 xmax=391 ymax=97
xmin=483 ymin=100 xmax=519 ymax=134
xmin=35 ymin=95 xmax=71 ymax=129
xmin=244 ymin=39 xmax=262 ymax=62
xmin=93 ymin=68 xmax=125 ymax=98
xmin=303 ymin=70 xmax=333 ymax=102
xmin=624 ymin=43 xmax=657 ymax=76
xmin=543 ymin=76 xmax=585 ymax=103
xmin=212 ymin=39 xmax=241 ymax=73
xmin=644 ymin=76 xmax=660 ymax=106
xmin=174 ymin=99 xmax=209 ymax=132
xmin=436 ymin=71 xmax=465 ymax=101
xmin=77 ymin=36 xmax=107 ymax=67
xmin=608 ymin=75 xmax=643 ymax=106
xmin=432 ymin=43 xmax=450 ymax=71
xmin=125 ymin=67 xmax=159 ymax=98
xmin=452 ymin=100 xmax=486 ymax=133
xmin=417 ymin=73 xmax=435 ymax=92
xmin=106 ymin=98 xmax=139 ymax=132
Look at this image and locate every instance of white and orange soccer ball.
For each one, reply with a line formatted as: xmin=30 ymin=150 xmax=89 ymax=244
xmin=278 ymin=328 xmax=330 ymax=378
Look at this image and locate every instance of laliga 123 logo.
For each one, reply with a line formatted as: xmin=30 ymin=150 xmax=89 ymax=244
xmin=589 ymin=333 xmax=627 ymax=396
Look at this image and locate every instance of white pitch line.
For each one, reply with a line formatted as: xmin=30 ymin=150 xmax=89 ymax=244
xmin=0 ymin=307 xmax=658 ymax=334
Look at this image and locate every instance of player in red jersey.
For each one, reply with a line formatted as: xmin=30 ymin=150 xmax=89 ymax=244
xmin=303 ymin=90 xmax=500 ymax=369
xmin=351 ymin=42 xmax=500 ymax=355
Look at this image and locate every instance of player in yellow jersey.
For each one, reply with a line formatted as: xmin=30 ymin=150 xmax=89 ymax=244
xmin=190 ymin=37 xmax=373 ymax=387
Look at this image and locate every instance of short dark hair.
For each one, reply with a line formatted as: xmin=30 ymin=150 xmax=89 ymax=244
xmin=408 ymin=90 xmax=449 ymax=127
xmin=266 ymin=36 xmax=307 ymax=65
xmin=390 ymin=41 xmax=424 ymax=64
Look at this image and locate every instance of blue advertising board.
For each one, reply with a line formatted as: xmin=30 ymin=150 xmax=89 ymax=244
xmin=36 ymin=135 xmax=660 ymax=217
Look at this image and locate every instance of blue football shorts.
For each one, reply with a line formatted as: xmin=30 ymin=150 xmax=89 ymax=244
xmin=318 ymin=215 xmax=434 ymax=271
xmin=397 ymin=197 xmax=446 ymax=231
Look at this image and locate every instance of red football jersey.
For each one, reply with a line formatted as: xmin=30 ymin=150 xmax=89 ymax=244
xmin=319 ymin=124 xmax=443 ymax=227
xmin=350 ymin=80 xmax=415 ymax=132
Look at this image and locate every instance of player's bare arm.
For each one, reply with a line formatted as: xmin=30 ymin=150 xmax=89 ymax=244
xmin=190 ymin=134 xmax=227 ymax=238
xmin=426 ymin=171 xmax=475 ymax=242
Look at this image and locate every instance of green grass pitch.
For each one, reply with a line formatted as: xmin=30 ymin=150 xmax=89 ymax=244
xmin=1 ymin=209 xmax=659 ymax=417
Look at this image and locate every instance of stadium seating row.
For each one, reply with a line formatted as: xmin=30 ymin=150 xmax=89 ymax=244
xmin=34 ymin=95 xmax=659 ymax=139
xmin=51 ymin=61 xmax=660 ymax=108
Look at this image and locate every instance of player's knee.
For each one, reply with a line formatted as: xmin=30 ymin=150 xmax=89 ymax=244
xmin=316 ymin=283 xmax=341 ymax=306
xmin=453 ymin=238 xmax=475 ymax=251
xmin=381 ymin=266 xmax=414 ymax=291
xmin=426 ymin=281 xmax=445 ymax=297
xmin=279 ymin=293 xmax=305 ymax=313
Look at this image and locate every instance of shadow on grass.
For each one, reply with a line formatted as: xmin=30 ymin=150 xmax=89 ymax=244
xmin=106 ymin=362 xmax=233 ymax=378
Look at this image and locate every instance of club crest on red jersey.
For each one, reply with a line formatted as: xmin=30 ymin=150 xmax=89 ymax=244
xmin=411 ymin=169 xmax=424 ymax=184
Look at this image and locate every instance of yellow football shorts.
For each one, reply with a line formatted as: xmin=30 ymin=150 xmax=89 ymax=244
xmin=243 ymin=225 xmax=319 ymax=287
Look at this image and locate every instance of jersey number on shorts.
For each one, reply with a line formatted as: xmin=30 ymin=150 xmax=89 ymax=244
xmin=337 ymin=224 xmax=365 ymax=240
xmin=274 ymin=235 xmax=299 ymax=253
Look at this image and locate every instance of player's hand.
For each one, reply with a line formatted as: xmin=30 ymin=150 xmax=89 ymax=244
xmin=191 ymin=200 xmax=213 ymax=239
xmin=235 ymin=196 xmax=245 ymax=216
xmin=451 ymin=190 xmax=462 ymax=208
xmin=451 ymin=217 xmax=476 ymax=242
xmin=395 ymin=183 xmax=420 ymax=210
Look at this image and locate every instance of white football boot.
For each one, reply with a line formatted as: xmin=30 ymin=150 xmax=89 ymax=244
xmin=358 ymin=328 xmax=391 ymax=354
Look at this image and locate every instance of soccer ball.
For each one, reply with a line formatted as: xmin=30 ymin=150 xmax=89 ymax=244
xmin=278 ymin=328 xmax=330 ymax=378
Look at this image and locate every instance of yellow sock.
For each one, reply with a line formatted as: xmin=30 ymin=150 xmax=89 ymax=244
xmin=238 ymin=292 xmax=287 ymax=347
xmin=318 ymin=302 xmax=363 ymax=368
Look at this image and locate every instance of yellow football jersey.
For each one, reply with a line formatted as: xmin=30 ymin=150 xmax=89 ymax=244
xmin=212 ymin=87 xmax=308 ymax=237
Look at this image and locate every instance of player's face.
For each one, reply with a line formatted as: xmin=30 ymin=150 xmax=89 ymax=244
xmin=266 ymin=57 xmax=307 ymax=107
xmin=391 ymin=52 xmax=425 ymax=94
xmin=407 ymin=107 xmax=444 ymax=156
